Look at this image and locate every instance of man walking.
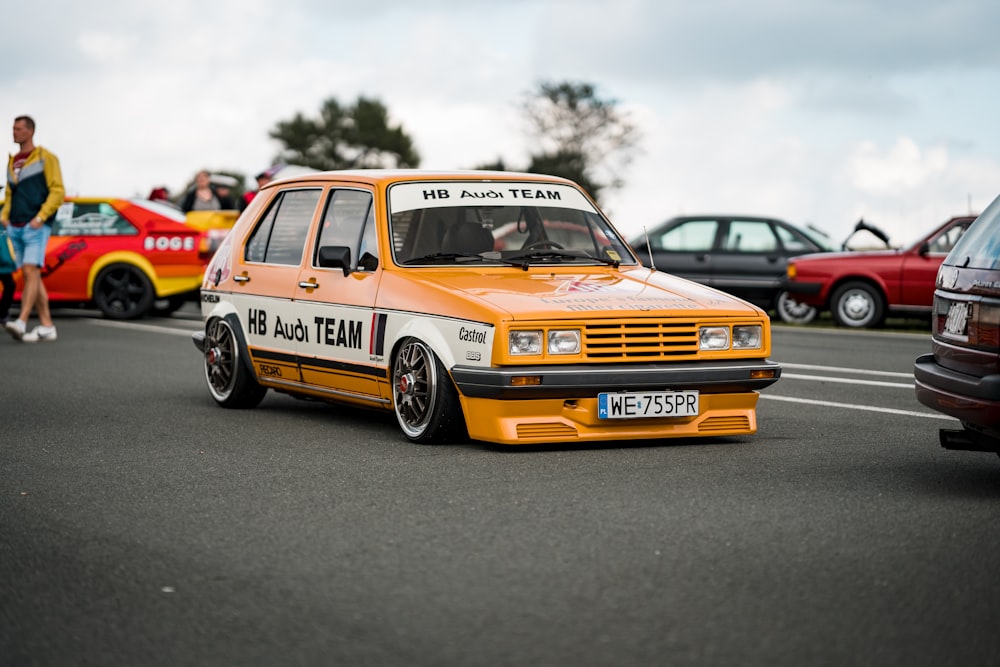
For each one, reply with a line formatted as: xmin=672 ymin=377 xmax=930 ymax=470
xmin=2 ymin=115 xmax=64 ymax=342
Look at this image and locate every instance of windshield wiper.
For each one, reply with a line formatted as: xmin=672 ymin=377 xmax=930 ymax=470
xmin=402 ymin=252 xmax=489 ymax=264
xmin=506 ymin=249 xmax=620 ymax=269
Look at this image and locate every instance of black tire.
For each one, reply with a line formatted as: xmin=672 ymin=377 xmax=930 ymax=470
xmin=392 ymin=338 xmax=466 ymax=444
xmin=150 ymin=294 xmax=188 ymax=317
xmin=830 ymin=281 xmax=885 ymax=328
xmin=93 ymin=264 xmax=156 ymax=319
xmin=774 ymin=290 xmax=817 ymax=324
xmin=202 ymin=317 xmax=267 ymax=409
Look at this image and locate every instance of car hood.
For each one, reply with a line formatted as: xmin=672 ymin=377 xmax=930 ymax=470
xmin=792 ymin=248 xmax=903 ymax=263
xmin=386 ymin=266 xmax=762 ymax=321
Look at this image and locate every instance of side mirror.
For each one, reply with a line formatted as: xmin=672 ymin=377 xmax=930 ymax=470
xmin=918 ymin=241 xmax=930 ymax=256
xmin=317 ymin=245 xmax=352 ymax=276
xmin=358 ymin=251 xmax=379 ymax=272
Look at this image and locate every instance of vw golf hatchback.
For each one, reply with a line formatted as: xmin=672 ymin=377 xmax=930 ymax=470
xmin=194 ymin=170 xmax=781 ymax=445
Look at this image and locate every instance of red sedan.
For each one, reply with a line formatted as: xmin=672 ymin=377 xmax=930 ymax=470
xmin=785 ymin=215 xmax=977 ymax=328
xmin=10 ymin=197 xmax=212 ymax=319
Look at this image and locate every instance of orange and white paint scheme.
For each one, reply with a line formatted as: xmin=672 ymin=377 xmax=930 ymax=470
xmin=194 ymin=170 xmax=781 ymax=445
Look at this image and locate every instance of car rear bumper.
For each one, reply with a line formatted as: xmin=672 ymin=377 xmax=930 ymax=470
xmin=913 ymin=353 xmax=1000 ymax=428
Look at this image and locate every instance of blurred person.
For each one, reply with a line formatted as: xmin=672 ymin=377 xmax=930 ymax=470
xmin=148 ymin=186 xmax=171 ymax=202
xmin=181 ymin=169 xmax=234 ymax=212
xmin=239 ymin=166 xmax=278 ymax=211
xmin=0 ymin=187 xmax=14 ymax=324
xmin=2 ymin=115 xmax=64 ymax=342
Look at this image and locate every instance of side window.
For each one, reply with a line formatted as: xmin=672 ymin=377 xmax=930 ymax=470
xmin=774 ymin=224 xmax=816 ymax=253
xmin=244 ymin=189 xmax=321 ymax=265
xmin=927 ymin=222 xmax=970 ymax=254
xmin=52 ymin=202 xmax=137 ymax=236
xmin=724 ymin=220 xmax=778 ymax=252
xmin=314 ymin=189 xmax=374 ymax=270
xmin=655 ymin=219 xmax=718 ymax=252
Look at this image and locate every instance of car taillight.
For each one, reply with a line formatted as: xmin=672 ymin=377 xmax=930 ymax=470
xmin=969 ymin=302 xmax=1000 ymax=350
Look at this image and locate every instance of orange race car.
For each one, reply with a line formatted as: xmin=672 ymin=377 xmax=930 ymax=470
xmin=9 ymin=197 xmax=213 ymax=319
xmin=193 ymin=170 xmax=782 ymax=446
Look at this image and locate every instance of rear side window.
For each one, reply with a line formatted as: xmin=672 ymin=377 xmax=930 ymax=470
xmin=52 ymin=202 xmax=137 ymax=236
xmin=945 ymin=198 xmax=1000 ymax=270
xmin=245 ymin=189 xmax=321 ymax=265
xmin=655 ymin=219 xmax=718 ymax=252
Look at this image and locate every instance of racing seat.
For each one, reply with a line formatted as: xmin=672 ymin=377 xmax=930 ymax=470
xmin=441 ymin=223 xmax=494 ymax=254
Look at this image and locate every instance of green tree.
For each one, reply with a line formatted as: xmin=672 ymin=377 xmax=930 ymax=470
xmin=270 ymin=96 xmax=420 ymax=170
xmin=521 ymin=81 xmax=640 ymax=201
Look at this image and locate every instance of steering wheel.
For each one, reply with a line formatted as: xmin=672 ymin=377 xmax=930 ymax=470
xmin=521 ymin=240 xmax=565 ymax=250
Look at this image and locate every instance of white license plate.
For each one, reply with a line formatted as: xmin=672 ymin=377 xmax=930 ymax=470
xmin=943 ymin=301 xmax=969 ymax=337
xmin=598 ymin=391 xmax=699 ymax=419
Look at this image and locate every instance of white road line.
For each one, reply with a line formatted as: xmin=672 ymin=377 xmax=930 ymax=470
xmin=89 ymin=319 xmax=198 ymax=337
xmin=776 ymin=361 xmax=912 ymax=379
xmin=780 ymin=372 xmax=913 ymax=389
xmin=760 ymin=394 xmax=957 ymax=420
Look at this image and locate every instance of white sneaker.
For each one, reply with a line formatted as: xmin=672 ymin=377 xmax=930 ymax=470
xmin=23 ymin=325 xmax=57 ymax=343
xmin=5 ymin=318 xmax=26 ymax=341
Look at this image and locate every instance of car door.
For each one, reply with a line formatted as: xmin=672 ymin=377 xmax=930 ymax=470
xmin=644 ymin=217 xmax=720 ymax=284
xmin=899 ymin=218 xmax=973 ymax=307
xmin=711 ymin=218 xmax=785 ymax=306
xmin=233 ymin=187 xmax=323 ymax=381
xmin=293 ymin=186 xmax=385 ymax=401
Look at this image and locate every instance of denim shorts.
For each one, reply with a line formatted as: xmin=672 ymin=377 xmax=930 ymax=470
xmin=8 ymin=223 xmax=51 ymax=268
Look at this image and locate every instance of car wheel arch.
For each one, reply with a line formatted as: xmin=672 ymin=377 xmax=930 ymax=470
xmin=87 ymin=252 xmax=159 ymax=300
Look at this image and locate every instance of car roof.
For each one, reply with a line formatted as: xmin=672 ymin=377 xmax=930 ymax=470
xmin=264 ymin=168 xmax=579 ymax=189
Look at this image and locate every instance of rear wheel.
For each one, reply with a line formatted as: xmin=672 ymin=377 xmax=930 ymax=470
xmin=392 ymin=338 xmax=466 ymax=443
xmin=830 ymin=281 xmax=885 ymax=328
xmin=93 ymin=264 xmax=155 ymax=319
xmin=775 ymin=290 xmax=817 ymax=324
xmin=202 ymin=317 xmax=267 ymax=409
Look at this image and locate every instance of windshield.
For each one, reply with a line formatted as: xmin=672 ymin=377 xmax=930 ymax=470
xmin=944 ymin=195 xmax=1000 ymax=270
xmin=387 ymin=181 xmax=637 ymax=267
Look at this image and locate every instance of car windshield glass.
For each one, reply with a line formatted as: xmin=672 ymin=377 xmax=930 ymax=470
xmin=944 ymin=196 xmax=1000 ymax=270
xmin=387 ymin=181 xmax=637 ymax=266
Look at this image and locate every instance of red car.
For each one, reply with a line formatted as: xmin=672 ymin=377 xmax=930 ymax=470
xmin=10 ymin=197 xmax=212 ymax=319
xmin=785 ymin=215 xmax=977 ymax=328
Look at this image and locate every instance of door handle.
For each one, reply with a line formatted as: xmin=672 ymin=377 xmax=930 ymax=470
xmin=233 ymin=274 xmax=250 ymax=283
xmin=299 ymin=280 xmax=319 ymax=289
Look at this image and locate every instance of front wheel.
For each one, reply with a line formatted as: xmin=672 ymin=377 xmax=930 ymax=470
xmin=93 ymin=264 xmax=155 ymax=319
xmin=392 ymin=338 xmax=466 ymax=444
xmin=830 ymin=281 xmax=885 ymax=328
xmin=202 ymin=317 xmax=267 ymax=409
xmin=774 ymin=290 xmax=817 ymax=324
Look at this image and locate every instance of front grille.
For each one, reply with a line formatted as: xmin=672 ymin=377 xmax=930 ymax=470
xmin=583 ymin=321 xmax=699 ymax=360
xmin=516 ymin=422 xmax=579 ymax=439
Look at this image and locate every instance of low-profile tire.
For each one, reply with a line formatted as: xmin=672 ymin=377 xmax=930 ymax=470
xmin=150 ymin=294 xmax=188 ymax=317
xmin=830 ymin=281 xmax=885 ymax=328
xmin=774 ymin=290 xmax=817 ymax=324
xmin=202 ymin=317 xmax=267 ymax=409
xmin=93 ymin=263 xmax=156 ymax=319
xmin=392 ymin=337 xmax=466 ymax=444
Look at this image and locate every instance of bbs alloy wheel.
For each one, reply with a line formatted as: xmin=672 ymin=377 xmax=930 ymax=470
xmin=203 ymin=317 xmax=267 ymax=409
xmin=392 ymin=338 xmax=465 ymax=443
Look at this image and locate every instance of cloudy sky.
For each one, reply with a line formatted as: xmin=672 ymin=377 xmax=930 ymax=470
xmin=3 ymin=0 xmax=1000 ymax=243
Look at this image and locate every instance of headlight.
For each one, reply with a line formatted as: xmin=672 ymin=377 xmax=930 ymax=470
xmin=733 ymin=325 xmax=762 ymax=349
xmin=699 ymin=326 xmax=729 ymax=350
xmin=548 ymin=329 xmax=580 ymax=354
xmin=509 ymin=330 xmax=542 ymax=355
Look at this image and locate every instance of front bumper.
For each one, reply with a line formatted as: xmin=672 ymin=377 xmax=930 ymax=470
xmin=450 ymin=359 xmax=781 ymax=399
